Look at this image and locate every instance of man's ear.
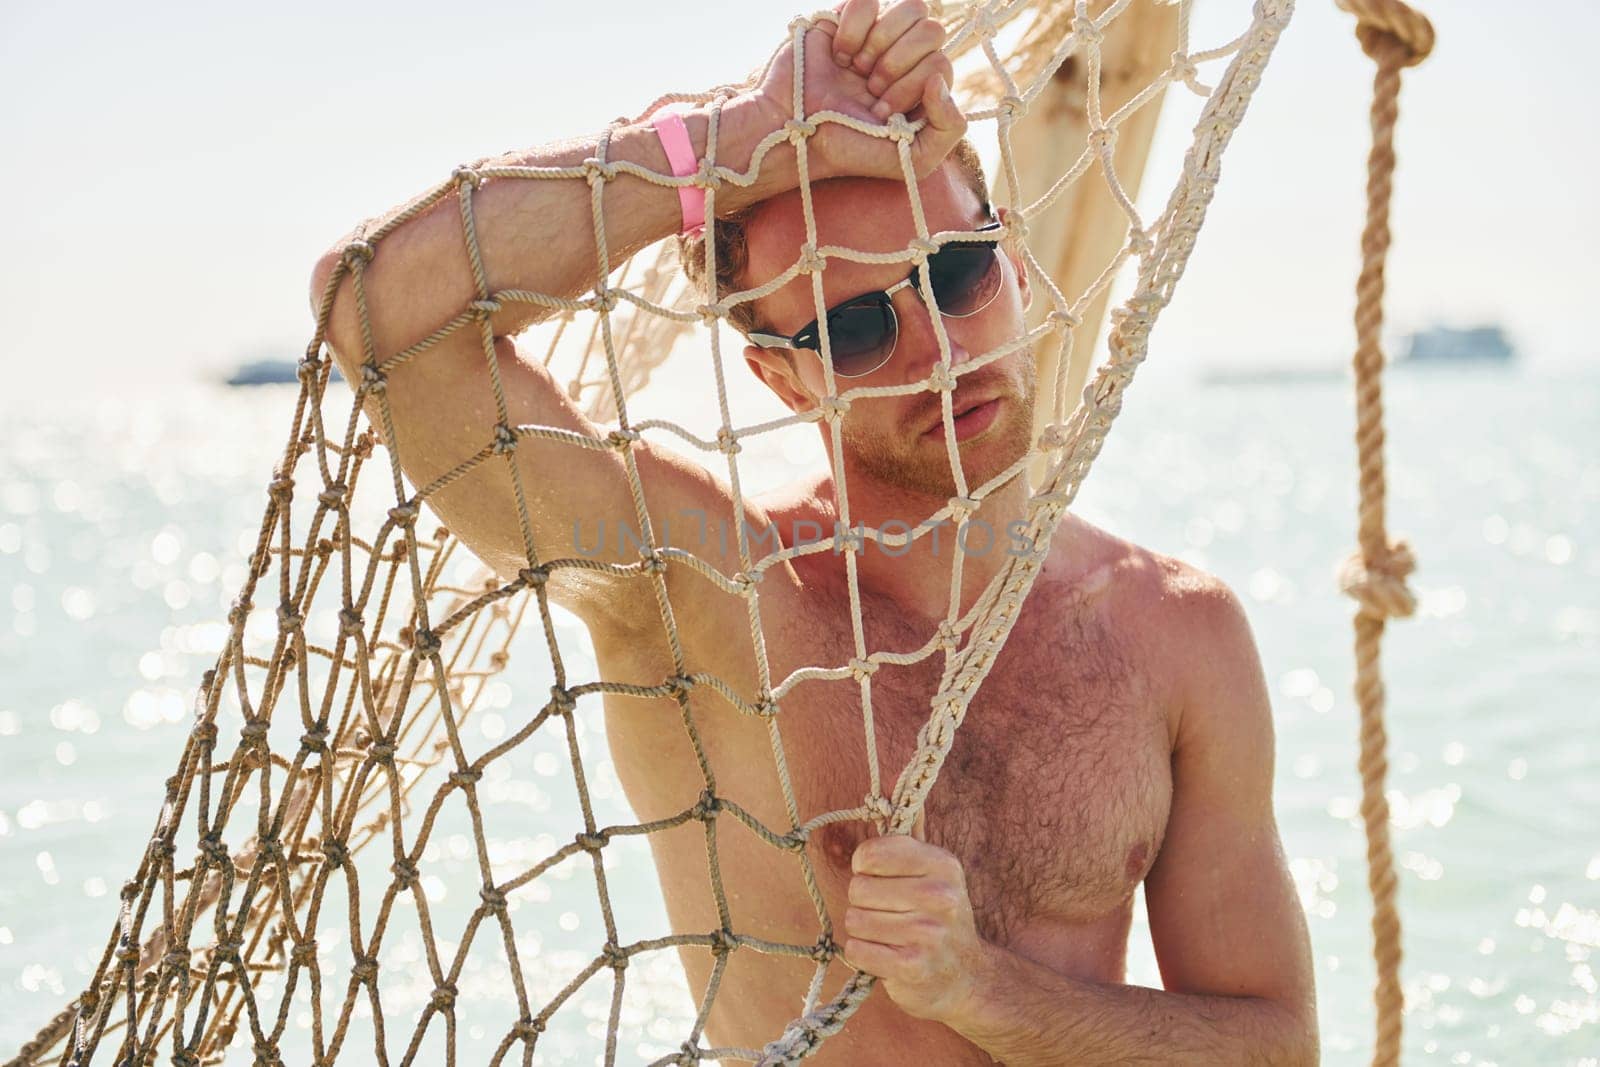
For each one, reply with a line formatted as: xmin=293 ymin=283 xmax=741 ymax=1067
xmin=744 ymin=344 xmax=819 ymax=414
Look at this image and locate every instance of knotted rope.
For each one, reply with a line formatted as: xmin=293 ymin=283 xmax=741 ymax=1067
xmin=1334 ymin=1 xmax=1433 ymax=1063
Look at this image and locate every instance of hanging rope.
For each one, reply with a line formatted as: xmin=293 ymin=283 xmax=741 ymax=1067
xmin=1333 ymin=1 xmax=1433 ymax=1064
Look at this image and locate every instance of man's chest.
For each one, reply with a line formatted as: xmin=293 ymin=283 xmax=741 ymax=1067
xmin=768 ymin=586 xmax=1174 ymax=944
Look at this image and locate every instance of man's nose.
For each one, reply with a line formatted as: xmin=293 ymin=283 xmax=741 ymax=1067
xmin=894 ymin=290 xmax=976 ymax=382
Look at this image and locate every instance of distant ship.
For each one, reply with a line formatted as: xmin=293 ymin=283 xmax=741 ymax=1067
xmin=225 ymin=359 xmax=344 ymax=386
xmin=1399 ymin=324 xmax=1515 ymax=363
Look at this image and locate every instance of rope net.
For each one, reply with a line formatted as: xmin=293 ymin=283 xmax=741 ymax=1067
xmin=13 ymin=1 xmax=1292 ymax=1063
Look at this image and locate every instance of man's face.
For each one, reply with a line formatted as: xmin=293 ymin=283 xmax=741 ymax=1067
xmin=739 ymin=163 xmax=1036 ymax=501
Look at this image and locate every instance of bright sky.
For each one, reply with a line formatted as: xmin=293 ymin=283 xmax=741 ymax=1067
xmin=2 ymin=1 xmax=1593 ymax=391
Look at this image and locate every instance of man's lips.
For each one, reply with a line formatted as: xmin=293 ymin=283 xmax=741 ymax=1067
xmin=922 ymin=394 xmax=999 ymax=436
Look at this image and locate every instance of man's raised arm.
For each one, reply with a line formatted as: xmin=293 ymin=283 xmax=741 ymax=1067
xmin=305 ymin=0 xmax=965 ymax=630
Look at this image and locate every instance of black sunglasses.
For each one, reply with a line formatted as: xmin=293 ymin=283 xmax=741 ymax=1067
xmin=747 ymin=221 xmax=1008 ymax=379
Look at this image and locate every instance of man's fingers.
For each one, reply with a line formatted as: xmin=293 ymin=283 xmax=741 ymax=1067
xmin=920 ymin=70 xmax=966 ymax=137
xmin=873 ymin=51 xmax=954 ymax=121
xmin=832 ymin=0 xmax=878 ymax=67
xmin=865 ymin=18 xmax=945 ymax=98
xmin=853 ymin=0 xmax=927 ymax=76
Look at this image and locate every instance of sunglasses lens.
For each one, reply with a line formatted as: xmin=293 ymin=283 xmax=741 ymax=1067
xmin=929 ymin=244 xmax=1003 ymax=316
xmin=825 ymin=300 xmax=896 ymax=377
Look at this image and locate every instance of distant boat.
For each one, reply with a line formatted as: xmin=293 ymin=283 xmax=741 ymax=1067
xmin=1399 ymin=324 xmax=1515 ymax=363
xmin=225 ymin=359 xmax=344 ymax=387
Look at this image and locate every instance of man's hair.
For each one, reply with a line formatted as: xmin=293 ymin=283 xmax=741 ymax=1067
xmin=676 ymin=137 xmax=991 ymax=338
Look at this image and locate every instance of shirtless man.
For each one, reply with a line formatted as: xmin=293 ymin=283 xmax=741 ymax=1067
xmin=310 ymin=2 xmax=1317 ymax=1061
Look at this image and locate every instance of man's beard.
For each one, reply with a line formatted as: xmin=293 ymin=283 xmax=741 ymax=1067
xmin=841 ymin=358 xmax=1037 ymax=500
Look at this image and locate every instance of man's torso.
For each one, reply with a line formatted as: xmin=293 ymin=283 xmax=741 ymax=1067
xmin=587 ymin=514 xmax=1177 ymax=1063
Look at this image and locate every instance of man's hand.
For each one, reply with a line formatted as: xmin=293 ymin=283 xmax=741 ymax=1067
xmin=747 ymin=0 xmax=967 ymax=186
xmin=842 ymin=833 xmax=989 ymax=1023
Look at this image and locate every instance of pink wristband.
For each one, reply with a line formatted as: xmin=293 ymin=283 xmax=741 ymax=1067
xmin=651 ymin=110 xmax=706 ymax=237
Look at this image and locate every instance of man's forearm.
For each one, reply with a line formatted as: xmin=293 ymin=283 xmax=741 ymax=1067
xmin=313 ymin=92 xmax=788 ymax=370
xmin=944 ymin=941 xmax=1316 ymax=1067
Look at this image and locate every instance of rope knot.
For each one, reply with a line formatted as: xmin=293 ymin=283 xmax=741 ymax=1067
xmin=783 ymin=117 xmax=817 ymax=141
xmin=1072 ymin=14 xmax=1104 ymax=47
xmin=693 ymin=157 xmax=721 ymax=190
xmin=639 ymin=548 xmax=668 ymax=576
xmin=412 ymin=627 xmax=442 ymax=657
xmin=692 ymin=790 xmax=722 ymax=822
xmin=480 ymin=887 xmax=509 ymax=913
xmin=550 ymin=684 xmax=576 ymax=713
xmin=605 ymin=427 xmax=640 ymax=449
xmin=519 ymin=565 xmax=549 ymax=588
xmin=809 ymin=935 xmax=839 ymax=962
xmin=268 ymin=475 xmax=295 ymax=502
xmin=276 ymin=602 xmax=303 ymax=632
xmin=491 ymin=422 xmax=518 ymax=454
xmin=926 ymin=364 xmax=957 ymax=392
xmin=1045 ymin=308 xmax=1081 ymax=332
xmin=715 ymin=427 xmax=742 ymax=455
xmin=449 ymin=768 xmax=483 ymax=788
xmin=198 ymin=833 xmax=230 ymax=866
xmin=387 ymin=502 xmax=419 ymax=527
xmin=997 ymin=94 xmax=1026 ymax=122
xmin=886 ymin=114 xmax=915 ymax=142
xmin=576 ymin=829 xmax=610 ymax=853
xmin=862 ymin=792 xmax=893 ymax=821
xmin=581 ymin=157 xmax=618 ymax=183
xmin=368 ymin=739 xmax=398 ymax=766
xmin=819 ymin=394 xmax=851 ymax=421
xmin=316 ymin=483 xmax=347 ymax=509
xmin=947 ymin=495 xmax=980 ymax=518
xmin=360 ymin=364 xmax=387 ymax=394
xmin=469 ymin=297 xmax=502 ymax=318
xmin=594 ymin=287 xmax=621 ymax=313
xmin=430 ymin=982 xmax=458 ymax=1010
xmin=297 ymin=355 xmax=324 ymax=381
xmin=1087 ymin=126 xmax=1118 ymax=155
xmin=1338 ymin=538 xmax=1418 ymax=619
xmin=350 ymin=956 xmax=379 ymax=984
xmin=238 ymin=720 xmax=269 ymax=745
xmin=340 ymin=239 xmax=374 ymax=268
xmin=1338 ymin=0 xmax=1435 ymax=66
xmin=676 ymin=1041 xmax=703 ymax=1065
xmin=798 ymin=244 xmax=826 ymax=274
xmin=338 ymin=608 xmax=364 ymax=636
xmin=709 ymin=926 xmax=737 ymax=956
xmin=290 ymin=939 xmax=318 ymax=967
xmin=752 ymin=693 xmax=778 ymax=719
xmin=513 ymin=1016 xmax=546 ymax=1039
xmin=847 ymin=657 xmax=878 ymax=681
xmin=451 ymin=165 xmax=482 ymax=189
xmin=1126 ymin=227 xmax=1152 ymax=258
xmin=665 ymin=672 xmax=694 ymax=695
xmin=300 ymin=726 xmax=329 ymax=754
xmin=601 ymin=940 xmax=629 ymax=971
xmin=908 ymin=236 xmax=940 ymax=259
xmin=732 ymin=571 xmax=758 ymax=596
xmin=696 ymin=302 xmax=727 ymax=324
xmin=1169 ymin=51 xmax=1200 ymax=88
xmin=391 ymin=859 xmax=419 ymax=888
xmin=934 ymin=620 xmax=961 ymax=651
xmin=322 ymin=840 xmax=349 ymax=869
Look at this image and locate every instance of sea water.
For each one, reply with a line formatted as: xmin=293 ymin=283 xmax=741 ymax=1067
xmin=1 ymin=363 xmax=1595 ymax=1064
